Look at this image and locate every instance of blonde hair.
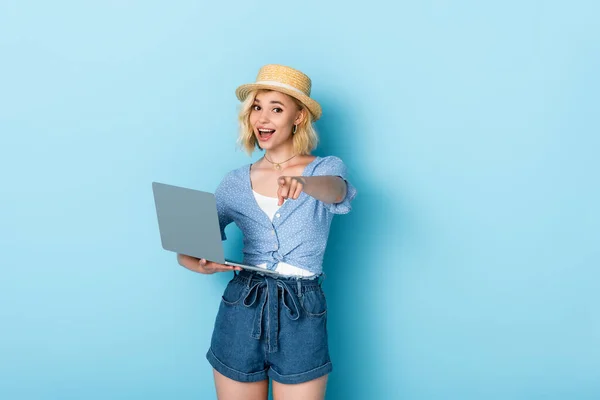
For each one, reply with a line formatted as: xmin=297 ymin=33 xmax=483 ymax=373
xmin=237 ymin=89 xmax=319 ymax=156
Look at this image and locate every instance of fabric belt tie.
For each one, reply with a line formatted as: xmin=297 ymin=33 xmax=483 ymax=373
xmin=241 ymin=275 xmax=300 ymax=353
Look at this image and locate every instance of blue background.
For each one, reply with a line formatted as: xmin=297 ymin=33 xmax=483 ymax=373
xmin=1 ymin=1 xmax=599 ymax=399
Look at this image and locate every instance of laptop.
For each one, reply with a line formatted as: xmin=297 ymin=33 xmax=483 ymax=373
xmin=152 ymin=181 xmax=284 ymax=276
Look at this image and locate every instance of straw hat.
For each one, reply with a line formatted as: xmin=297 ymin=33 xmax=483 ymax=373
xmin=235 ymin=64 xmax=322 ymax=120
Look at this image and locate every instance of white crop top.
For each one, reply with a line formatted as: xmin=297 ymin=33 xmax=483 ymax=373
xmin=252 ymin=190 xmax=316 ymax=277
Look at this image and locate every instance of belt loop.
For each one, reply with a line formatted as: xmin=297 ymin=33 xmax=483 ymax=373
xmin=297 ymin=279 xmax=302 ymax=298
xmin=318 ymin=273 xmax=326 ymax=286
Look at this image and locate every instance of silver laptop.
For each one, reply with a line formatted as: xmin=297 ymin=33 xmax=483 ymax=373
xmin=152 ymin=181 xmax=284 ymax=276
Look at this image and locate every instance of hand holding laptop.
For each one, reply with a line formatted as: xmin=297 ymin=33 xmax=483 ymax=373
xmin=177 ymin=254 xmax=243 ymax=275
xmin=153 ymin=181 xmax=290 ymax=278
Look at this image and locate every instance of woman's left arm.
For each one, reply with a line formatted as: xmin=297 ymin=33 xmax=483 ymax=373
xmin=277 ymin=176 xmax=347 ymax=206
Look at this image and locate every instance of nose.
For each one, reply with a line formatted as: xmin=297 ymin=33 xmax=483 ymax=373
xmin=258 ymin=108 xmax=270 ymax=124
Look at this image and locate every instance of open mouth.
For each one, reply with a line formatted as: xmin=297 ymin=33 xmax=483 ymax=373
xmin=258 ymin=128 xmax=275 ymax=141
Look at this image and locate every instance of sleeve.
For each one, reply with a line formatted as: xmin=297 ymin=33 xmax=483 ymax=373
xmin=312 ymin=156 xmax=357 ymax=214
xmin=214 ymin=174 xmax=234 ymax=240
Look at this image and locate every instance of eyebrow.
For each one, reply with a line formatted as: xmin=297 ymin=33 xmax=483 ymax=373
xmin=254 ymin=99 xmax=285 ymax=107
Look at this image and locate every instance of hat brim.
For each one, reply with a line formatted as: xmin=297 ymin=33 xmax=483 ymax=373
xmin=235 ymin=83 xmax=322 ymax=121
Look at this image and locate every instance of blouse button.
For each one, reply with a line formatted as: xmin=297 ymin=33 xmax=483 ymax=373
xmin=275 ymin=213 xmax=281 ymax=218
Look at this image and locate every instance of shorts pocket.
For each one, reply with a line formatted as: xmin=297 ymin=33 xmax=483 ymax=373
xmin=221 ymin=280 xmax=248 ymax=306
xmin=299 ymin=288 xmax=327 ymax=317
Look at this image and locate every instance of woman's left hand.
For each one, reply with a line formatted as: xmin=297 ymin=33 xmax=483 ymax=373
xmin=277 ymin=176 xmax=306 ymax=206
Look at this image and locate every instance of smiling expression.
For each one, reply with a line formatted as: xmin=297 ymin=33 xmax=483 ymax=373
xmin=250 ymin=90 xmax=304 ymax=150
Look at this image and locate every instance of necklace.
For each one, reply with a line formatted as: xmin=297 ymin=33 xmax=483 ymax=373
xmin=264 ymin=153 xmax=298 ymax=170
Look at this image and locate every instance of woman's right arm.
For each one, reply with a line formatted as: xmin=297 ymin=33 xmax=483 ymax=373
xmin=177 ymin=253 xmax=241 ymax=274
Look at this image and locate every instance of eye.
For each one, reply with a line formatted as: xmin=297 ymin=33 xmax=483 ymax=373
xmin=252 ymin=105 xmax=261 ymax=111
xmin=272 ymin=107 xmax=283 ymax=113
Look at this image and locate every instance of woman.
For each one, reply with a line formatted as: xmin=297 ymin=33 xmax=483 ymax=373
xmin=177 ymin=64 xmax=356 ymax=400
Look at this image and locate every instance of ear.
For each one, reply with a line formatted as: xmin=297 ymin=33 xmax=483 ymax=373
xmin=294 ymin=108 xmax=306 ymax=126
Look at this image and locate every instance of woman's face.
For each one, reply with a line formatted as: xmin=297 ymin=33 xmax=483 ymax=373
xmin=249 ymin=90 xmax=303 ymax=151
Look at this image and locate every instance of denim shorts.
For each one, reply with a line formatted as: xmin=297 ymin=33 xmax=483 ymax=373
xmin=206 ymin=269 xmax=332 ymax=384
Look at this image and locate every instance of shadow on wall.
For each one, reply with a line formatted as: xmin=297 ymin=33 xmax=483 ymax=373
xmin=314 ymin=92 xmax=411 ymax=399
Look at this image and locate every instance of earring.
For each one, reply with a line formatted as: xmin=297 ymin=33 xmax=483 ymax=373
xmin=292 ymin=124 xmax=297 ymax=134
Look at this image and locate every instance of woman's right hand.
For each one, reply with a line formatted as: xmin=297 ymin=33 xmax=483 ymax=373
xmin=177 ymin=254 xmax=242 ymax=274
